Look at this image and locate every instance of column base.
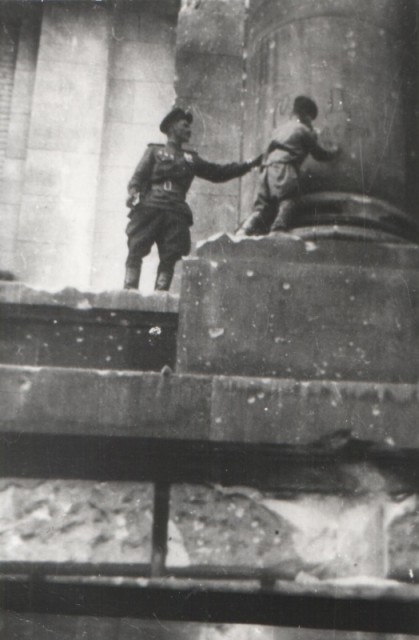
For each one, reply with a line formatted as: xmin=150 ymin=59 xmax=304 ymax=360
xmin=276 ymin=192 xmax=419 ymax=243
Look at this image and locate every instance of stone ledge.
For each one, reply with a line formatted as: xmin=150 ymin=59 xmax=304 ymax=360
xmin=0 ymin=282 xmax=179 ymax=314
xmin=2 ymin=577 xmax=419 ymax=634
xmin=0 ymin=365 xmax=210 ymax=440
xmin=195 ymin=233 xmax=419 ymax=268
xmin=2 ymin=364 xmax=419 ymax=450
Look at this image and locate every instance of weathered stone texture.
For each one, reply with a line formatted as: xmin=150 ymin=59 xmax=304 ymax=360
xmin=0 ymin=284 xmax=178 ymax=371
xmin=177 ymin=237 xmax=419 ymax=383
xmin=0 ymin=9 xmax=40 ymax=272
xmin=2 ymin=477 xmax=417 ymax=582
xmin=171 ymin=485 xmax=418 ymax=580
xmin=14 ymin=3 xmax=110 ymax=289
xmin=0 ymin=479 xmax=152 ymax=563
xmin=176 ymin=0 xmax=248 ymax=239
xmin=241 ymin=0 xmax=415 ymax=217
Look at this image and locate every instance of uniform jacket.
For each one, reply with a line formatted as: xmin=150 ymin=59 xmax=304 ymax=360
xmin=264 ymin=119 xmax=336 ymax=172
xmin=128 ymin=143 xmax=253 ymax=225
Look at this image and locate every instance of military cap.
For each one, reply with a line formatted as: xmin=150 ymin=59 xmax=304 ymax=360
xmin=160 ymin=107 xmax=193 ymax=134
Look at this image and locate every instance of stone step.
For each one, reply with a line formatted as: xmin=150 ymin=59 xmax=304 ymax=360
xmin=1 ymin=364 xmax=419 ymax=491
xmin=0 ymin=283 xmax=178 ymax=372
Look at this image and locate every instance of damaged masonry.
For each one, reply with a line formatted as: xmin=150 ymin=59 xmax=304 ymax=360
xmin=2 ymin=0 xmax=419 ymax=639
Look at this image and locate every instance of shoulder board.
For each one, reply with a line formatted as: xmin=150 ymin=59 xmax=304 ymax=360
xmin=148 ymin=143 xmax=164 ymax=148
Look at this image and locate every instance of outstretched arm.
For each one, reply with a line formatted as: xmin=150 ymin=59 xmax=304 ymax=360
xmin=306 ymin=131 xmax=340 ymax=162
xmin=194 ymin=154 xmax=262 ymax=183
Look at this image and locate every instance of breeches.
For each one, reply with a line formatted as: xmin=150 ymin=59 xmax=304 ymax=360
xmin=126 ymin=207 xmax=191 ymax=269
xmin=253 ymin=164 xmax=300 ymax=230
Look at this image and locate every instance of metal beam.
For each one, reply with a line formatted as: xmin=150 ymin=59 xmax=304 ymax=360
xmin=2 ymin=579 xmax=419 ymax=635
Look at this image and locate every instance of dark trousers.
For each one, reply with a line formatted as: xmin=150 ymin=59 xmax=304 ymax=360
xmin=125 ymin=206 xmax=191 ymax=274
xmin=253 ymin=164 xmax=300 ymax=231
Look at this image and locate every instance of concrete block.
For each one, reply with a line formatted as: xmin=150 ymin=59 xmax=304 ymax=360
xmin=210 ymin=376 xmax=419 ymax=449
xmin=0 ymin=366 xmax=210 ymax=440
xmin=177 ymin=236 xmax=419 ymax=383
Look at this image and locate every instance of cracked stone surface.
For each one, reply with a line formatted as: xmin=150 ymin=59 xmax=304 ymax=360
xmin=0 ymin=480 xmax=152 ymax=563
xmin=1 ymin=479 xmax=418 ymax=581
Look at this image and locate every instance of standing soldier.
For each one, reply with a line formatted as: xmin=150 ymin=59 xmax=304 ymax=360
xmin=124 ymin=108 xmax=262 ymax=291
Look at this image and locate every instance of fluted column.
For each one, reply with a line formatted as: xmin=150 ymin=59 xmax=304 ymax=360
xmin=241 ymin=0 xmax=418 ymax=240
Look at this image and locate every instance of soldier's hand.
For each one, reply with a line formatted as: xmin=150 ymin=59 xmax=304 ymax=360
xmin=247 ymin=154 xmax=264 ymax=169
xmin=126 ymin=191 xmax=140 ymax=208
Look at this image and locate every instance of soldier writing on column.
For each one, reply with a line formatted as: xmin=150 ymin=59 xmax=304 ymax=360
xmin=124 ymin=108 xmax=262 ymax=291
xmin=237 ymin=96 xmax=340 ymax=236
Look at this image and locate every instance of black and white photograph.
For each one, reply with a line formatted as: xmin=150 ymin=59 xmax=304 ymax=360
xmin=1 ymin=0 xmax=419 ymax=638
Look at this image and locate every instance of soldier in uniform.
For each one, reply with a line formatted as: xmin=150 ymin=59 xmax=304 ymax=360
xmin=124 ymin=107 xmax=262 ymax=291
xmin=237 ymin=96 xmax=340 ymax=236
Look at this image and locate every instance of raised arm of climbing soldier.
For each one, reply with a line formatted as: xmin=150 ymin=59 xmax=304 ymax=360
xmin=305 ymin=129 xmax=340 ymax=163
xmin=193 ymin=153 xmax=263 ymax=183
xmin=126 ymin=145 xmax=155 ymax=207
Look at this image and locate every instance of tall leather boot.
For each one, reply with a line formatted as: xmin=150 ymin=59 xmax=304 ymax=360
xmin=124 ymin=264 xmax=141 ymax=290
xmin=154 ymin=268 xmax=174 ymax=292
xmin=236 ymin=211 xmax=274 ymax=236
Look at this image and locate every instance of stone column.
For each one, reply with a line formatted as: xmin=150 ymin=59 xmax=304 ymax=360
xmin=241 ymin=0 xmax=418 ymax=240
xmin=14 ymin=3 xmax=110 ymax=289
xmin=175 ymin=0 xmax=247 ymax=237
xmin=0 ymin=6 xmax=41 ymax=274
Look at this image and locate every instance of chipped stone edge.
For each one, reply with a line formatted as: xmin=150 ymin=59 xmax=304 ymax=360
xmin=0 ymin=282 xmax=179 ymax=314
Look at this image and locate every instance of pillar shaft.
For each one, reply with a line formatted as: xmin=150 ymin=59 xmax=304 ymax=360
xmin=242 ymin=0 xmax=415 ymax=227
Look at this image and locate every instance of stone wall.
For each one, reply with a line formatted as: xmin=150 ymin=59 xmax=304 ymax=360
xmin=0 ymin=1 xmax=179 ymax=292
xmin=1 ymin=478 xmax=418 ymax=589
xmin=0 ymin=5 xmax=41 ymax=273
xmin=175 ymin=0 xmax=248 ymax=240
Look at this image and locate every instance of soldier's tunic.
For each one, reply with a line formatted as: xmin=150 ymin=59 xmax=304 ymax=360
xmin=126 ymin=142 xmax=253 ymax=270
xmin=252 ymin=119 xmax=336 ymax=232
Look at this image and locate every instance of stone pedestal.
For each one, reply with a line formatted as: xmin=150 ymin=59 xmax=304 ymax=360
xmin=175 ymin=233 xmax=419 ymax=578
xmin=177 ymin=234 xmax=419 ymax=382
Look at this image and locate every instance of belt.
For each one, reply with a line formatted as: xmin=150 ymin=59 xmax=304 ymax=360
xmin=151 ymin=181 xmax=186 ymax=196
